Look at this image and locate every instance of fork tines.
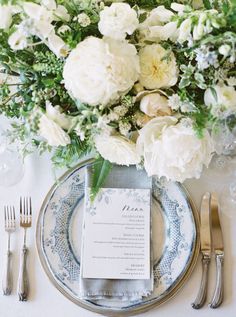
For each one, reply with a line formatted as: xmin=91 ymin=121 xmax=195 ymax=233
xmin=4 ymin=206 xmax=16 ymax=231
xmin=20 ymin=197 xmax=32 ymax=227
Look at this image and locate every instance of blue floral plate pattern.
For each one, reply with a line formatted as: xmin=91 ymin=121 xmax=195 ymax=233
xmin=36 ymin=159 xmax=200 ymax=316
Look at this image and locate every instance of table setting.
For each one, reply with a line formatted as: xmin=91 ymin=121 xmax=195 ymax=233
xmin=0 ymin=0 xmax=236 ymax=317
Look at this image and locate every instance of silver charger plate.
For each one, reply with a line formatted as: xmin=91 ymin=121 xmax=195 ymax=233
xmin=36 ymin=159 xmax=200 ymax=316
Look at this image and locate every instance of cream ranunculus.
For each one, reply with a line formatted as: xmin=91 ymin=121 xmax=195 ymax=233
xmin=0 ymin=5 xmax=14 ymax=29
xmin=139 ymin=44 xmax=178 ymax=89
xmin=98 ymin=3 xmax=138 ymax=40
xmin=137 ymin=117 xmax=214 ymax=182
xmin=63 ymin=36 xmax=139 ymax=106
xmin=140 ymin=93 xmax=171 ymax=117
xmin=204 ymin=85 xmax=236 ymax=109
xmin=95 ymin=134 xmax=141 ymax=165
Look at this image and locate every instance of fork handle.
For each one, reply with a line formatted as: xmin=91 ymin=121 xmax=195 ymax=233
xmin=191 ymin=253 xmax=211 ymax=309
xmin=18 ymin=246 xmax=29 ymax=301
xmin=2 ymin=250 xmax=12 ymax=295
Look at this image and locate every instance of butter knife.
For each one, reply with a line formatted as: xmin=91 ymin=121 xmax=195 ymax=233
xmin=209 ymin=193 xmax=224 ymax=308
xmin=192 ymin=192 xmax=211 ymax=309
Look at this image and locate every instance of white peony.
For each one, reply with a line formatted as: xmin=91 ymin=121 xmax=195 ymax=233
xmin=137 ymin=117 xmax=214 ymax=182
xmin=140 ymin=93 xmax=171 ymax=117
xmin=95 ymin=134 xmax=141 ymax=165
xmin=63 ymin=36 xmax=139 ymax=106
xmin=0 ymin=5 xmax=14 ymax=29
xmin=139 ymin=44 xmax=178 ymax=89
xmin=98 ymin=3 xmax=138 ymax=40
xmin=204 ymin=85 xmax=236 ymax=109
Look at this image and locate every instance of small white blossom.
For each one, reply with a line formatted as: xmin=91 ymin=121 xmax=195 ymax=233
xmin=168 ymin=94 xmax=181 ymax=111
xmin=113 ymin=105 xmax=128 ymax=117
xmin=77 ymin=13 xmax=91 ymax=27
xmin=195 ymin=46 xmax=219 ymax=70
xmin=119 ymin=122 xmax=131 ymax=136
xmin=227 ymin=77 xmax=236 ymax=86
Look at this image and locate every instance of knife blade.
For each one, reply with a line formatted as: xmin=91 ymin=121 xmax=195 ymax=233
xmin=209 ymin=193 xmax=224 ymax=308
xmin=192 ymin=192 xmax=211 ymax=309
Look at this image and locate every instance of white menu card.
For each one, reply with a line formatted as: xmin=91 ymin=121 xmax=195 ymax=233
xmin=82 ymin=188 xmax=151 ymax=280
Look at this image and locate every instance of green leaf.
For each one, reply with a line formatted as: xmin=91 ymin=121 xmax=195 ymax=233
xmin=90 ymin=157 xmax=113 ymax=201
xmin=210 ymin=87 xmax=218 ymax=102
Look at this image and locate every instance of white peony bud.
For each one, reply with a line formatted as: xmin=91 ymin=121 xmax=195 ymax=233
xmin=95 ymin=134 xmax=141 ymax=165
xmin=219 ymin=44 xmax=231 ymax=57
xmin=98 ymin=3 xmax=138 ymax=40
xmin=140 ymin=93 xmax=171 ymax=117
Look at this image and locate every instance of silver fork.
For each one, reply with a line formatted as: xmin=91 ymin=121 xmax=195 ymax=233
xmin=2 ymin=206 xmax=16 ymax=295
xmin=17 ymin=197 xmax=32 ymax=301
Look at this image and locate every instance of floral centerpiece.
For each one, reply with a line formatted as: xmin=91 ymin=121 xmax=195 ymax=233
xmin=0 ymin=0 xmax=236 ymax=196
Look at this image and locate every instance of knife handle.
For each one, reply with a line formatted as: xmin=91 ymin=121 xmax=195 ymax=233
xmin=192 ymin=254 xmax=211 ymax=309
xmin=209 ymin=253 xmax=224 ymax=308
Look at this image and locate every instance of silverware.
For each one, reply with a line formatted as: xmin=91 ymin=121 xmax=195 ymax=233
xmin=209 ymin=193 xmax=224 ymax=308
xmin=192 ymin=192 xmax=211 ymax=309
xmin=2 ymin=206 xmax=16 ymax=295
xmin=17 ymin=197 xmax=32 ymax=301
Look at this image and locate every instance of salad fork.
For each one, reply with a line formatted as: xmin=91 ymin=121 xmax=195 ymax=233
xmin=2 ymin=206 xmax=16 ymax=295
xmin=17 ymin=197 xmax=32 ymax=301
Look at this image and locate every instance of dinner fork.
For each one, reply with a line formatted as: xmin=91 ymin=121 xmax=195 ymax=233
xmin=17 ymin=197 xmax=32 ymax=301
xmin=2 ymin=206 xmax=16 ymax=295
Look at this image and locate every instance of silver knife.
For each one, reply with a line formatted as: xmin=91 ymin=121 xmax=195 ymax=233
xmin=192 ymin=192 xmax=212 ymax=309
xmin=209 ymin=193 xmax=224 ymax=308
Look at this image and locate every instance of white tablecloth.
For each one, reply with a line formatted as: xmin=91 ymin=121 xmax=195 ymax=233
xmin=0 ymin=119 xmax=235 ymax=317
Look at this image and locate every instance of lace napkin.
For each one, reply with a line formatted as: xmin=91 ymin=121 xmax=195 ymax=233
xmin=79 ymin=164 xmax=153 ymax=301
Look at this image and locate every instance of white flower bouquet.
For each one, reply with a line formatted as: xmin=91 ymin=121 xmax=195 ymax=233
xmin=0 ymin=0 xmax=236 ymax=196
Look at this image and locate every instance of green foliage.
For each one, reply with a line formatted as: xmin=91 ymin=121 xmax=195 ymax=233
xmin=90 ymin=157 xmax=113 ymax=201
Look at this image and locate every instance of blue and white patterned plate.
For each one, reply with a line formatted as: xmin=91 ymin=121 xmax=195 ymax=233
xmin=36 ymin=159 xmax=200 ymax=316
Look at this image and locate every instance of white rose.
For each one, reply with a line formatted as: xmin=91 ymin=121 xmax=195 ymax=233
xmin=139 ymin=44 xmax=178 ymax=89
xmin=140 ymin=93 xmax=171 ymax=117
xmin=45 ymin=101 xmax=74 ymax=130
xmin=0 ymin=5 xmax=13 ymax=29
xmin=95 ymin=134 xmax=141 ymax=165
xmin=204 ymin=85 xmax=236 ymax=109
xmin=137 ymin=117 xmax=214 ymax=182
xmin=147 ymin=6 xmax=173 ymax=23
xmin=98 ymin=3 xmax=138 ymax=40
xmin=63 ymin=36 xmax=139 ymax=106
xmin=178 ymin=18 xmax=192 ymax=43
xmin=8 ymin=30 xmax=28 ymax=50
